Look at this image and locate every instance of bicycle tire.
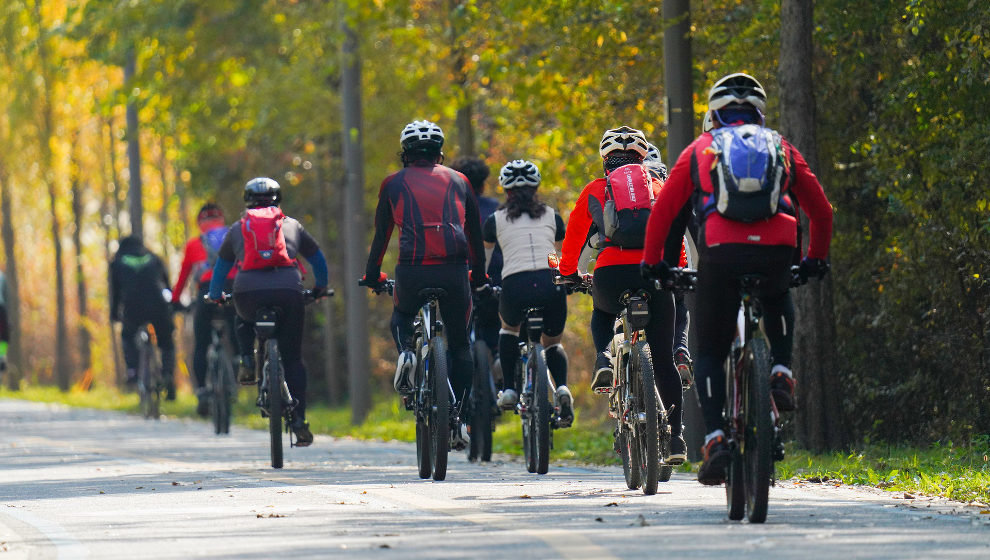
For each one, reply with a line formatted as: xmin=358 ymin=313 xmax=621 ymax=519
xmin=207 ymin=348 xmax=222 ymax=434
xmin=469 ymin=341 xmax=494 ymax=463
xmin=744 ymin=336 xmax=773 ymax=523
xmin=429 ymin=336 xmax=450 ymax=481
xmin=266 ymin=339 xmax=284 ymax=469
xmin=620 ymin=429 xmax=642 ymax=490
xmin=414 ymin=339 xmax=431 ymax=479
xmin=528 ymin=344 xmax=551 ymax=475
xmin=216 ymin=351 xmax=234 ymax=434
xmin=521 ymin=357 xmax=537 ymax=474
xmin=635 ymin=343 xmax=661 ymax=495
xmin=725 ymin=349 xmax=745 ymax=520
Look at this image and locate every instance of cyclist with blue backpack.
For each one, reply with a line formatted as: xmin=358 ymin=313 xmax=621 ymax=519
xmin=559 ymin=126 xmax=691 ymax=463
xmin=172 ymin=203 xmax=239 ymax=417
xmin=641 ymin=73 xmax=833 ymax=485
xmin=208 ymin=178 xmax=330 ymax=446
xmin=482 ymin=160 xmax=572 ymax=425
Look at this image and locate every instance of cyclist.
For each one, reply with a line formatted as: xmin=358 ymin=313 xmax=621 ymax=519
xmin=109 ymin=235 xmax=176 ymax=400
xmin=171 ymin=203 xmax=238 ymax=417
xmin=641 ymin=72 xmax=833 ymax=485
xmin=359 ymin=120 xmax=488 ymax=450
xmin=645 ymin=142 xmax=694 ymax=388
xmin=482 ymin=160 xmax=573 ymax=426
xmin=450 ymin=156 xmax=502 ymax=357
xmin=207 ymin=177 xmax=330 ymax=447
xmin=559 ymin=126 xmax=691 ymax=463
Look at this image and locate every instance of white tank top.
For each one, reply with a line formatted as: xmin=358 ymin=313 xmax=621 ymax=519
xmin=494 ymin=206 xmax=558 ymax=279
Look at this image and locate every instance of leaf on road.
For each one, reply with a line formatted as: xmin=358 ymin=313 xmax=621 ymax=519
xmin=135 ymin=487 xmax=143 ymax=489
xmin=257 ymin=513 xmax=285 ymax=518
xmin=904 ymin=492 xmax=916 ymax=499
xmin=379 ymin=544 xmax=391 ymax=549
xmin=605 ymin=502 xmax=619 ymax=507
xmin=594 ymin=517 xmax=604 ymax=522
xmin=171 ymin=482 xmax=179 ymax=486
xmin=519 ymin=495 xmax=532 ymax=499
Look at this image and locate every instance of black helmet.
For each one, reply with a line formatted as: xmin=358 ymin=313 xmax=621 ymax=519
xmin=243 ymin=177 xmax=281 ymax=208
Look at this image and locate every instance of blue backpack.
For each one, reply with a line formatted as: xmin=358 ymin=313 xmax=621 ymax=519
xmin=706 ymin=124 xmax=789 ymax=222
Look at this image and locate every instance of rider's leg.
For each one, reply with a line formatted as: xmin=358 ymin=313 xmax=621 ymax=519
xmin=437 ymin=272 xmax=473 ymax=406
xmin=642 ymin=278 xmax=682 ymax=436
xmin=120 ymin=317 xmax=139 ymax=382
xmin=694 ymin=252 xmax=742 ymax=436
xmin=542 ymin=335 xmax=567 ymax=387
xmin=673 ymin=292 xmax=690 ymax=353
xmin=498 ymin=323 xmax=521 ymax=392
xmin=152 ymin=309 xmax=177 ymax=400
xmin=541 ymin=280 xmax=568 ymax=388
xmin=273 ymin=289 xmax=307 ymax=420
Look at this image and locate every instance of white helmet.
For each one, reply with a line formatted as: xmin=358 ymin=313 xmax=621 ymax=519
xmin=599 ymin=126 xmax=649 ymax=159
xmin=400 ymin=120 xmax=445 ymax=151
xmin=707 ymin=72 xmax=767 ymax=113
xmin=643 ymin=142 xmax=668 ymax=181
xmin=498 ymin=160 xmax=541 ymax=189
xmin=702 ymin=111 xmax=714 ymax=132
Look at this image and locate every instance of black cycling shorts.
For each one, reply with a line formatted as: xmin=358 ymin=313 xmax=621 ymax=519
xmin=498 ymin=269 xmax=567 ymax=336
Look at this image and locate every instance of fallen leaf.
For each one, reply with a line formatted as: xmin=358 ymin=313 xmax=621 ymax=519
xmin=379 ymin=544 xmax=391 ymax=549
xmin=605 ymin=502 xmax=619 ymax=507
xmin=171 ymin=482 xmax=180 ymax=486
xmin=631 ymin=514 xmax=649 ymax=527
xmin=135 ymin=487 xmax=144 ymax=489
xmin=595 ymin=517 xmax=604 ymax=522
xmin=520 ymin=495 xmax=531 ymax=499
xmin=904 ymin=492 xmax=915 ymax=499
xmin=980 ymin=510 xmax=990 ymax=515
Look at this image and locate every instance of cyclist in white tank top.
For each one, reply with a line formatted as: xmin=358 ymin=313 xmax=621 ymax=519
xmin=482 ymin=160 xmax=573 ymax=427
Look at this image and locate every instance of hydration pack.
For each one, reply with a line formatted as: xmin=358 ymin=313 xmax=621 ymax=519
xmin=599 ymin=163 xmax=654 ymax=248
xmin=705 ymin=124 xmax=789 ymax=222
xmin=240 ymin=207 xmax=293 ymax=271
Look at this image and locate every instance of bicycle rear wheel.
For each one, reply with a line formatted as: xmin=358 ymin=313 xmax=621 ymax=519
xmin=743 ymin=336 xmax=773 ymax=523
xmin=529 ymin=344 xmax=551 ymax=475
xmin=265 ymin=339 xmax=284 ymax=469
xmin=429 ymin=336 xmax=450 ymax=481
xmin=725 ymin=352 xmax=745 ymax=520
xmin=469 ymin=341 xmax=494 ymax=463
xmin=414 ymin=342 xmax=431 ymax=479
xmin=215 ymin=352 xmax=234 ymax=434
xmin=635 ymin=343 xmax=661 ymax=495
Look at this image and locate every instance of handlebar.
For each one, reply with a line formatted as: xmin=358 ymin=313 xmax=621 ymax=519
xmin=554 ymin=273 xmax=593 ymax=294
xmin=359 ymin=278 xmax=395 ymax=296
xmin=652 ymin=267 xmax=697 ymax=292
xmin=204 ymin=288 xmax=333 ymax=306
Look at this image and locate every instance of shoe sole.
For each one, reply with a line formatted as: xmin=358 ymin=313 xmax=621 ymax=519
xmin=665 ymin=453 xmax=687 ymax=465
xmin=556 ymin=393 xmax=574 ymax=428
xmin=697 ymin=452 xmax=731 ymax=486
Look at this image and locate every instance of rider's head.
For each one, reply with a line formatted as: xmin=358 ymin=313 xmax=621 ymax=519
xmin=643 ymin=142 xmax=668 ymax=182
xmin=196 ymin=202 xmax=225 ymax=232
xmin=243 ymin=177 xmax=281 ymax=209
xmin=707 ymin=72 xmax=767 ymax=128
xmin=498 ymin=159 xmax=541 ymax=191
xmin=117 ymin=234 xmax=146 ymax=256
xmin=450 ymin=156 xmax=491 ymax=197
xmin=400 ymin=120 xmax=445 ymax=167
xmin=600 ymin=126 xmax=649 ymax=174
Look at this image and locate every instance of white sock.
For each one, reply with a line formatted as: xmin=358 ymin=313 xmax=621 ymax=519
xmin=771 ymin=364 xmax=793 ymax=379
xmin=704 ymin=429 xmax=726 ymax=445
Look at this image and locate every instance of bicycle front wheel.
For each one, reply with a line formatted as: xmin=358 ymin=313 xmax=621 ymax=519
xmin=265 ymin=339 xmax=284 ymax=469
xmin=530 ymin=344 xmax=551 ymax=475
xmin=635 ymin=343 xmax=661 ymax=495
xmin=743 ymin=336 xmax=773 ymax=523
xmin=428 ymin=336 xmax=450 ymax=481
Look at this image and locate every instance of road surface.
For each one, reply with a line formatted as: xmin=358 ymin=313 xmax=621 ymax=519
xmin=0 ymin=399 xmax=987 ymax=559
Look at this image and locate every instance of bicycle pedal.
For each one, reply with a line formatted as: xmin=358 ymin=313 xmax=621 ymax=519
xmin=594 ymin=387 xmax=613 ymax=395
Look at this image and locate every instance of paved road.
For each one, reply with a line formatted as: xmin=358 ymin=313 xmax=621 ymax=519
xmin=0 ymin=399 xmax=987 ymax=559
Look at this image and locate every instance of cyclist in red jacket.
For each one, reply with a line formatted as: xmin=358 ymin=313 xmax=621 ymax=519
xmin=559 ymin=126 xmax=691 ymax=464
xmin=172 ymin=203 xmax=238 ymax=416
xmin=641 ymin=73 xmax=833 ymax=485
xmin=360 ymin=120 xmax=488 ymax=450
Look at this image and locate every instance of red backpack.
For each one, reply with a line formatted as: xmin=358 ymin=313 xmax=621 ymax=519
xmin=600 ymin=163 xmax=655 ymax=248
xmin=240 ymin=207 xmax=293 ymax=271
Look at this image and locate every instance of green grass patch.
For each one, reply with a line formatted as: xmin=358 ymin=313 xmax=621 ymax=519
xmin=778 ymin=439 xmax=990 ymax=504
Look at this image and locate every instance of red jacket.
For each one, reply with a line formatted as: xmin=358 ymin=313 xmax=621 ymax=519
xmin=642 ymin=132 xmax=833 ymax=265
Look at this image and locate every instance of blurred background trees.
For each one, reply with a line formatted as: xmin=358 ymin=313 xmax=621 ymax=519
xmin=0 ymin=0 xmax=986 ymax=447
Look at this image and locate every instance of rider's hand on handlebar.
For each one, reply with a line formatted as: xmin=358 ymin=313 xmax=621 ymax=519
xmin=798 ymin=257 xmax=830 ymax=281
xmin=311 ymin=285 xmax=330 ymax=299
xmin=359 ymin=272 xmax=389 ymax=292
xmin=640 ymin=260 xmax=673 ymax=285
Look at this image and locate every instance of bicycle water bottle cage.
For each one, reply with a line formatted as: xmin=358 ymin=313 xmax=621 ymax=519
xmin=254 ymin=308 xmax=279 ymax=338
xmin=525 ymin=308 xmax=545 ymax=342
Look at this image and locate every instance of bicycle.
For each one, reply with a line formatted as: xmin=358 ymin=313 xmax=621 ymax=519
xmin=219 ymin=289 xmax=330 ymax=469
xmin=135 ymin=324 xmax=163 ymax=420
xmin=204 ymin=305 xmax=237 ymax=435
xmin=365 ymin=279 xmax=455 ymax=481
xmin=467 ymin=288 xmax=500 ymax=463
xmin=560 ymin=273 xmax=683 ymax=494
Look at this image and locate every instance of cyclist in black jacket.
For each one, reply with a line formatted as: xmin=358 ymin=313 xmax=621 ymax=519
xmin=109 ymin=235 xmax=176 ymax=400
xmin=361 ymin=120 xmax=488 ymax=450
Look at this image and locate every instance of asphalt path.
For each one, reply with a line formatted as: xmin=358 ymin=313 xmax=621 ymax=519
xmin=1 ymin=399 xmax=988 ymax=559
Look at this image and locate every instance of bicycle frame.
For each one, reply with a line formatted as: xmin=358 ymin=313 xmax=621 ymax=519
xmin=727 ymin=281 xmax=781 ymax=446
xmin=413 ymin=296 xmax=449 ymax=418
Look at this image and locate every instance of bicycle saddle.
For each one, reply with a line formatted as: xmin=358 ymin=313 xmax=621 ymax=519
xmin=738 ymin=274 xmax=768 ymax=293
xmin=418 ymin=288 xmax=447 ymax=300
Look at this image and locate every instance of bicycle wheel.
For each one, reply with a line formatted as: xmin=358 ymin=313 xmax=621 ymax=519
xmin=529 ymin=344 xmax=551 ymax=475
xmin=469 ymin=341 xmax=494 ymax=463
xmin=619 ymin=428 xmax=642 ymax=490
xmin=743 ymin=336 xmax=773 ymax=523
xmin=634 ymin=343 xmax=661 ymax=495
xmin=414 ymin=340 xmax=431 ymax=479
xmin=725 ymin=353 xmax=745 ymax=520
xmin=429 ymin=336 xmax=450 ymax=481
xmin=520 ymin=357 xmax=537 ymax=473
xmin=265 ymin=339 xmax=284 ymax=469
xmin=216 ymin=351 xmax=234 ymax=434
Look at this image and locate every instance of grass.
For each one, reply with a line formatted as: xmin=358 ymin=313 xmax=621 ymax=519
xmin=3 ymin=383 xmax=987 ymax=503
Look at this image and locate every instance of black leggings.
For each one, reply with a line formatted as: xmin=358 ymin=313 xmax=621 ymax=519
xmin=121 ymin=309 xmax=175 ymax=380
xmin=233 ymin=289 xmax=309 ymax=420
xmin=694 ymin=244 xmax=795 ymax=434
xmin=591 ymin=264 xmax=682 ymax=436
xmin=191 ymin=284 xmax=238 ymax=390
xmin=391 ymin=263 xmax=473 ymax=405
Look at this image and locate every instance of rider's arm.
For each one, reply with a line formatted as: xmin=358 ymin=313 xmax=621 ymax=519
xmin=364 ymin=181 xmax=395 ymax=280
xmin=554 ymin=211 xmax=566 ymax=256
xmin=483 ymin=214 xmax=497 ymax=267
xmin=786 ymin=142 xmax=833 ymax=259
xmin=559 ymin=182 xmax=596 ymax=276
xmin=108 ymin=260 xmax=120 ymax=320
xmin=642 ymin=140 xmax=699 ymax=266
xmin=170 ymin=238 xmax=199 ymax=303
xmin=463 ymin=186 xmax=487 ymax=280
xmin=296 ymin=227 xmax=329 ymax=288
xmin=208 ymin=222 xmax=239 ymax=300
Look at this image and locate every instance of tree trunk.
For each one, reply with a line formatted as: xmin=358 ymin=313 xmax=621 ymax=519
xmin=107 ymin=117 xmax=124 ymax=231
xmin=314 ymin=149 xmax=343 ymax=404
xmin=32 ymin=0 xmax=71 ymax=391
xmin=340 ymin=15 xmax=371 ymax=424
xmin=779 ymin=0 xmax=845 ymax=451
xmin=124 ymin=47 xmax=144 ymax=240
xmin=0 ymin=159 xmax=22 ymax=390
xmin=103 ymin=118 xmax=125 ymax=386
xmin=663 ymin=0 xmax=704 ymax=461
xmin=448 ymin=0 xmax=474 ymax=157
xmin=70 ymin=133 xmax=92 ymax=377
xmin=157 ymin=137 xmax=172 ymax=260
